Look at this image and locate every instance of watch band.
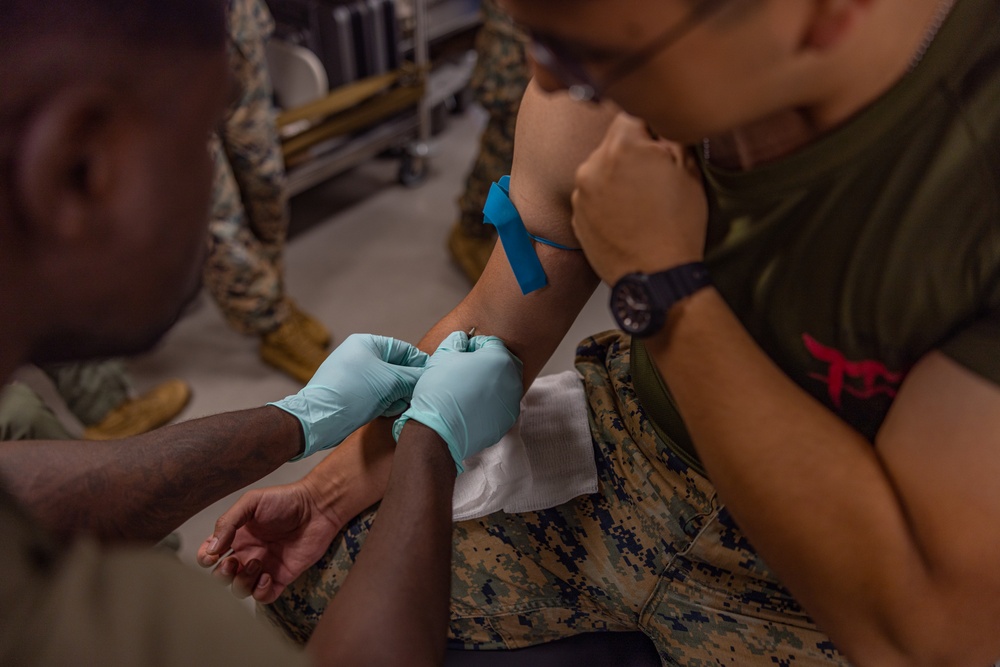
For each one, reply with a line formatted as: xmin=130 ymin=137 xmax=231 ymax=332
xmin=647 ymin=261 xmax=712 ymax=311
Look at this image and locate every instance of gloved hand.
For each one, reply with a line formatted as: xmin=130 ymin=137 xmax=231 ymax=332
xmin=393 ymin=331 xmax=523 ymax=472
xmin=270 ymin=334 xmax=428 ymax=460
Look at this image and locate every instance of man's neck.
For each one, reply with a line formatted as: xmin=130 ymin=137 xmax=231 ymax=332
xmin=707 ymin=0 xmax=954 ymax=171
xmin=0 ymin=286 xmax=36 ymax=386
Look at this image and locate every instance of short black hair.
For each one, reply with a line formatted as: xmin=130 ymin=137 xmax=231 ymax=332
xmin=0 ymin=0 xmax=226 ymax=51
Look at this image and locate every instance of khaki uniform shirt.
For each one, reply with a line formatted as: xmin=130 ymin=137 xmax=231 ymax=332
xmin=0 ymin=488 xmax=309 ymax=666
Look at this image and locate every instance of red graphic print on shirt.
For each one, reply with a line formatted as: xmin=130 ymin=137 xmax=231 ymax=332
xmin=802 ymin=334 xmax=906 ymax=409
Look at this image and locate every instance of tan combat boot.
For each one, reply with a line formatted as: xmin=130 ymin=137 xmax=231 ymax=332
xmin=83 ymin=379 xmax=192 ymax=440
xmin=259 ymin=316 xmax=329 ymax=384
xmin=287 ymin=299 xmax=332 ymax=349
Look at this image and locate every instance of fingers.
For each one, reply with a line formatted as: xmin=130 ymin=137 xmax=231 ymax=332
xmin=230 ymin=559 xmax=265 ymax=600
xmin=207 ymin=556 xmax=282 ymax=603
xmin=380 ymin=337 xmax=430 ymax=368
xmin=609 ymin=110 xmax=686 ymax=159
xmin=468 ymin=336 xmax=525 ymax=372
xmin=209 ymin=554 xmax=240 ymax=585
xmin=382 ymin=397 xmax=409 ymax=418
xmin=196 ymin=492 xmax=260 ymax=568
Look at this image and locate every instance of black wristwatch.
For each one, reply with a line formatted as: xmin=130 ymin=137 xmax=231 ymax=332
xmin=609 ymin=262 xmax=712 ymax=338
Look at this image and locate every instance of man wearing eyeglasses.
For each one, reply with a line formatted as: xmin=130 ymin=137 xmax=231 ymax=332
xmin=210 ymin=0 xmax=1000 ymax=664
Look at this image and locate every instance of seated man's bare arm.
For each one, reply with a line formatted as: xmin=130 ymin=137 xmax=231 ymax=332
xmin=299 ymin=83 xmax=619 ymax=531
xmin=199 ymin=86 xmax=620 ymax=604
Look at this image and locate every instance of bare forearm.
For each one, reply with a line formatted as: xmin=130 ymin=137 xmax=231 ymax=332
xmin=648 ymin=289 xmax=934 ymax=664
xmin=0 ymin=406 xmax=302 ymax=542
xmin=302 ymin=252 xmax=597 ymax=511
xmin=300 ymin=86 xmax=608 ymax=518
xmin=308 ymin=422 xmax=456 ymax=667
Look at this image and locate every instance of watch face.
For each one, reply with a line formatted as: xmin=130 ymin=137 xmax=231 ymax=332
xmin=611 ymin=275 xmax=659 ymax=335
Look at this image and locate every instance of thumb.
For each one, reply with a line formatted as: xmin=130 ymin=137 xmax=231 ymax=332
xmin=197 ymin=491 xmax=260 ymax=567
xmin=380 ymin=363 xmax=425 ymax=417
xmin=435 ymin=330 xmax=470 ymax=354
xmin=611 ymin=111 xmax=648 ymax=140
xmin=381 ymin=337 xmax=430 ymax=368
xmin=466 ymin=335 xmax=507 ymax=352
xmin=469 ymin=336 xmax=524 ymax=373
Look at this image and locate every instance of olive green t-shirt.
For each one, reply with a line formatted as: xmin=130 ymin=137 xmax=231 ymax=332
xmin=632 ymin=0 xmax=1000 ymax=474
xmin=0 ymin=489 xmax=309 ymax=666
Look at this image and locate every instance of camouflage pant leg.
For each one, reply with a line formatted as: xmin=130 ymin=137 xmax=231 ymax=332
xmin=456 ymin=0 xmax=529 ymax=237
xmin=585 ymin=332 xmax=849 ymax=666
xmin=223 ymin=0 xmax=288 ymax=258
xmin=641 ymin=507 xmax=848 ymax=666
xmin=41 ymin=359 xmax=131 ymax=427
xmin=265 ymin=332 xmax=852 ymax=664
xmin=205 ymin=134 xmax=288 ymax=336
xmin=0 ymin=383 xmax=73 ymax=441
xmin=205 ymin=0 xmax=290 ymax=336
xmin=264 ymin=332 xmax=714 ymax=652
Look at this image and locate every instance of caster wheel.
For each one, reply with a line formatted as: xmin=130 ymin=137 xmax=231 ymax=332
xmin=398 ymin=154 xmax=427 ymax=187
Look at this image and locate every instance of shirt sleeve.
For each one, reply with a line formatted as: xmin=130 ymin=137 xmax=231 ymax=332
xmin=938 ymin=309 xmax=1000 ymax=386
xmin=1 ymin=501 xmax=309 ymax=667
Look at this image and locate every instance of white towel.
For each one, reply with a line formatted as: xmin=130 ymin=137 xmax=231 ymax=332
xmin=452 ymin=371 xmax=599 ymax=521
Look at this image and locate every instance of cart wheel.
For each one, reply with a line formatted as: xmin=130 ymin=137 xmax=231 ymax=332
xmin=398 ymin=154 xmax=428 ymax=187
xmin=450 ymin=86 xmax=474 ymax=114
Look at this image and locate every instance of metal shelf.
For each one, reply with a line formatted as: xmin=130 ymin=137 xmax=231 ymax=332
xmin=399 ymin=0 xmax=481 ymax=54
xmin=285 ymin=112 xmax=421 ymax=195
xmin=275 ymin=0 xmax=481 ymax=196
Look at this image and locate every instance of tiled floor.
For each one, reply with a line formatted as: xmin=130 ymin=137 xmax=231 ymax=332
xmin=119 ymin=105 xmax=614 ymax=570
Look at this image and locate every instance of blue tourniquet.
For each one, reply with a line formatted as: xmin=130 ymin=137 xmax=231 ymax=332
xmin=483 ymin=176 xmax=582 ymax=295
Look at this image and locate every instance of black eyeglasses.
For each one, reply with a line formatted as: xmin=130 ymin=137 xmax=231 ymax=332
xmin=527 ymin=0 xmax=730 ymax=103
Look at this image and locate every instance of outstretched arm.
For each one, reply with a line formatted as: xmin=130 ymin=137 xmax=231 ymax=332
xmin=295 ymin=82 xmax=618 ymax=525
xmin=572 ymin=113 xmax=1000 ymax=666
xmin=199 ymin=85 xmax=619 ymax=600
xmin=1 ymin=334 xmax=428 ymax=545
xmin=0 ymin=406 xmax=302 ymax=543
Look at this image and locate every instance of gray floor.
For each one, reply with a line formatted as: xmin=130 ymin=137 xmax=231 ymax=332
xmin=119 ymin=106 xmax=613 ymax=571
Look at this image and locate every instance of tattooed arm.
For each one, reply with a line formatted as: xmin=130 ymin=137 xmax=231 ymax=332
xmin=0 ymin=406 xmax=302 ymax=543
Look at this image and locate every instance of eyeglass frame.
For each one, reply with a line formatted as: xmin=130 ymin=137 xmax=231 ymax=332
xmin=527 ymin=0 xmax=732 ymax=103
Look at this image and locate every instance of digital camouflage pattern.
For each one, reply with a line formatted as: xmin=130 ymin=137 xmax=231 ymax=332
xmin=204 ymin=0 xmax=291 ymax=336
xmin=456 ymin=0 xmax=530 ymax=239
xmin=261 ymin=331 xmax=848 ymax=665
xmin=41 ymin=360 xmax=131 ymax=427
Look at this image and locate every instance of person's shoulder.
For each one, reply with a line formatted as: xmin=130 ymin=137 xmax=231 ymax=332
xmin=513 ymin=82 xmax=618 ymax=202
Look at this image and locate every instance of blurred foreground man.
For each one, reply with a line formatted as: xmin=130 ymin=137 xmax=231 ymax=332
xmin=216 ymin=0 xmax=1000 ymax=665
xmin=0 ymin=1 xmax=522 ymax=665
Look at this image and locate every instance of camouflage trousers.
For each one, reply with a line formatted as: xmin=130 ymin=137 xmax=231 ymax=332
xmin=262 ymin=331 xmax=848 ymax=665
xmin=456 ymin=0 xmax=529 ymax=238
xmin=0 ymin=358 xmax=132 ymax=440
xmin=43 ymin=360 xmax=131 ymax=427
xmin=204 ymin=0 xmax=290 ymax=336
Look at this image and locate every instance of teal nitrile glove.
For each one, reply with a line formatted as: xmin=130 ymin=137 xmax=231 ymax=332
xmin=270 ymin=333 xmax=429 ymax=460
xmin=392 ymin=331 xmax=523 ymax=472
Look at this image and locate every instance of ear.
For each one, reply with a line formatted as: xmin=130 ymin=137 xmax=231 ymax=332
xmin=13 ymin=85 xmax=124 ymax=246
xmin=803 ymin=0 xmax=874 ymax=50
